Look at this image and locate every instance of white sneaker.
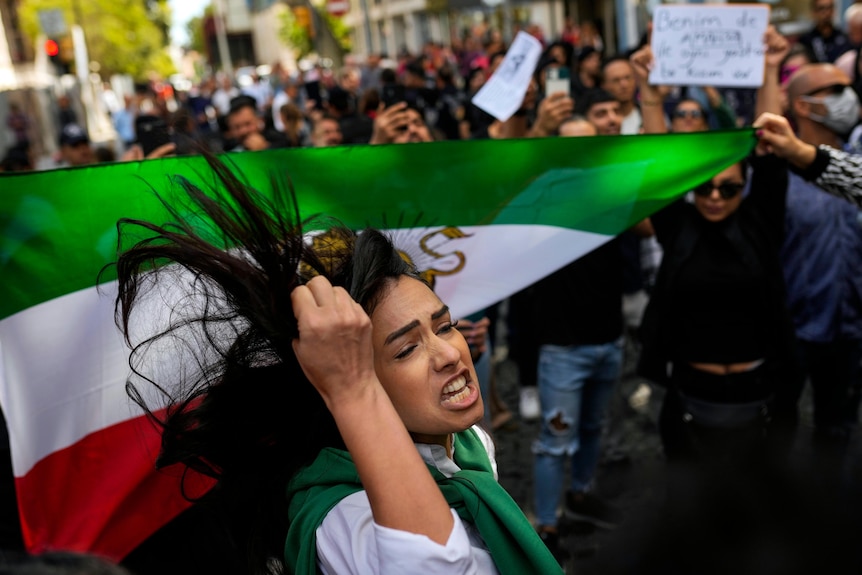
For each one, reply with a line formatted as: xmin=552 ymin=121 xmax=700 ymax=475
xmin=519 ymin=386 xmax=541 ymax=421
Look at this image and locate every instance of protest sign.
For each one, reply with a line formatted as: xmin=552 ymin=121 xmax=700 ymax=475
xmin=471 ymin=31 xmax=542 ymax=121
xmin=649 ymin=4 xmax=770 ymax=88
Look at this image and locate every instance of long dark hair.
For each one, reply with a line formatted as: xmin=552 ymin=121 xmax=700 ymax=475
xmin=110 ymin=154 xmax=418 ymax=574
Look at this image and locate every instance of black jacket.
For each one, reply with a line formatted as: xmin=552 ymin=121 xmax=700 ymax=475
xmin=637 ymin=154 xmax=797 ymax=385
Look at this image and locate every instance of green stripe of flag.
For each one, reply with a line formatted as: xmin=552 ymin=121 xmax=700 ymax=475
xmin=0 ymin=130 xmax=754 ymax=320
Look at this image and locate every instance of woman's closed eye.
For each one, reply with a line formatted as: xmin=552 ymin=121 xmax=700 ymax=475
xmin=438 ymin=319 xmax=458 ymax=335
xmin=393 ymin=321 xmax=459 ymax=359
xmin=394 ymin=345 xmax=417 ymax=360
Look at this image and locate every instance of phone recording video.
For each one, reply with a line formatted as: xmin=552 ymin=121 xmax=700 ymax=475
xmin=135 ymin=115 xmax=172 ymax=156
xmin=544 ymin=66 xmax=571 ymax=97
xmin=381 ymin=84 xmax=407 ymax=108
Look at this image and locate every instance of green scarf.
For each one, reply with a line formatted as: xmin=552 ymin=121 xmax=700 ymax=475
xmin=284 ymin=428 xmax=563 ymax=575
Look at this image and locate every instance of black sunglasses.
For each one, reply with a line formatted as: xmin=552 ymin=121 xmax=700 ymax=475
xmin=693 ymin=181 xmax=745 ymax=199
xmin=804 ymin=83 xmax=847 ymax=97
xmin=673 ymin=109 xmax=704 ymax=120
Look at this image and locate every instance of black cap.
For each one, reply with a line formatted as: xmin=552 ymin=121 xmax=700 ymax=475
xmin=228 ymin=95 xmax=258 ymax=115
xmin=59 ymin=123 xmax=89 ymax=147
xmin=578 ymin=46 xmax=598 ymax=63
xmin=326 ymin=86 xmax=351 ymax=112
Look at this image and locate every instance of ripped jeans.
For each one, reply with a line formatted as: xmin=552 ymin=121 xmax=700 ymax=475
xmin=532 ymin=340 xmax=622 ymax=527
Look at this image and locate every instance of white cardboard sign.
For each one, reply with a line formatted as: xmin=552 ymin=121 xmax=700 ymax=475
xmin=649 ymin=4 xmax=770 ymax=88
xmin=471 ymin=31 xmax=543 ymax=122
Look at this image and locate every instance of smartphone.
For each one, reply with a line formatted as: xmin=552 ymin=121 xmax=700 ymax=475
xmin=304 ymin=80 xmax=323 ymax=110
xmin=135 ymin=115 xmax=172 ymax=156
xmin=381 ymin=84 xmax=406 ymax=108
xmin=545 ymin=66 xmax=571 ymax=97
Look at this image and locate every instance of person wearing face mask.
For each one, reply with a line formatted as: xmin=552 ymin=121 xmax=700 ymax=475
xmin=755 ymin=111 xmax=862 ymax=207
xmin=776 ymin=63 xmax=862 ymax=456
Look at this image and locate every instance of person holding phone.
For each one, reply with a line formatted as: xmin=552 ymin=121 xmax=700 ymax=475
xmin=223 ymin=95 xmax=287 ymax=152
xmin=544 ymin=66 xmax=571 ymax=99
xmin=528 ymin=63 xmax=575 ymax=138
xmin=134 ymin=115 xmax=173 ymax=157
xmin=117 ymin=114 xmax=177 ymax=162
xmin=369 ymin=101 xmax=433 ymax=144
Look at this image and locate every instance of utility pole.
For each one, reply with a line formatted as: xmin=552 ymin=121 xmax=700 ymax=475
xmin=213 ymin=0 xmax=234 ymax=78
xmin=357 ymin=0 xmax=373 ymax=55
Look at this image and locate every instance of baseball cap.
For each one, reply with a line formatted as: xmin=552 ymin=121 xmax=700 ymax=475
xmin=577 ymin=46 xmax=598 ymax=63
xmin=59 ymin=123 xmax=90 ymax=147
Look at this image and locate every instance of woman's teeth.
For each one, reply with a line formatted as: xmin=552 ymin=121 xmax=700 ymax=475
xmin=442 ymin=375 xmax=469 ymax=404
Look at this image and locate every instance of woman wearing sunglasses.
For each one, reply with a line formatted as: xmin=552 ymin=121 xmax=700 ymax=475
xmin=669 ymin=100 xmax=710 ymax=133
xmin=637 ymin=144 xmax=796 ymax=465
xmin=630 ymin=27 xmax=798 ymax=467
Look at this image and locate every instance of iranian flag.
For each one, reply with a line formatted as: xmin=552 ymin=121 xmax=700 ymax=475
xmin=0 ymin=131 xmax=754 ymax=560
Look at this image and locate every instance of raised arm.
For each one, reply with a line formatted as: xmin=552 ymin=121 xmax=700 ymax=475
xmin=755 ymin=112 xmax=862 ymax=207
xmin=630 ymin=45 xmax=668 ymax=134
xmin=528 ymin=92 xmax=575 ymax=137
xmin=754 ymin=26 xmax=790 ymax=118
xmin=291 ymin=276 xmax=454 ymax=544
xmin=702 ymin=86 xmax=738 ymax=129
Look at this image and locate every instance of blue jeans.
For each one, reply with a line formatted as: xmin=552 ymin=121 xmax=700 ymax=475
xmin=532 ymin=340 xmax=622 ymax=527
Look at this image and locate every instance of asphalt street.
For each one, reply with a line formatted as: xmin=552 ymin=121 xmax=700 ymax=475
xmin=489 ymin=340 xmax=862 ymax=575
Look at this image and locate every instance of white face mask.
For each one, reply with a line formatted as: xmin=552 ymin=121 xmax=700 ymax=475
xmin=801 ymin=86 xmax=861 ymax=135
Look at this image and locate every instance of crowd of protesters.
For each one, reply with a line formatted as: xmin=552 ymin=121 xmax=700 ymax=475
xmin=4 ymin=3 xmax=862 ymax=572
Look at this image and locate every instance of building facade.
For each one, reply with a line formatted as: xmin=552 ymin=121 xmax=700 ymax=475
xmin=342 ymin=0 xmax=855 ymax=60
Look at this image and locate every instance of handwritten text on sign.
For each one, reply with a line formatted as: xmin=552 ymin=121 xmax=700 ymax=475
xmin=649 ymin=4 xmax=769 ymax=88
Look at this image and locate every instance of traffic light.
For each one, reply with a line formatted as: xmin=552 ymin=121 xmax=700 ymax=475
xmin=44 ymin=38 xmax=59 ymax=58
xmin=45 ymin=37 xmax=70 ymax=75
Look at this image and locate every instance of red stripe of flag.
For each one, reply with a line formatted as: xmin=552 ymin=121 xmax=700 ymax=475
xmin=15 ymin=411 xmax=214 ymax=560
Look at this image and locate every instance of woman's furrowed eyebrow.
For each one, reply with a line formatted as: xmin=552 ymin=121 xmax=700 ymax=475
xmin=431 ymin=305 xmax=449 ymax=320
xmin=383 ymin=306 xmax=449 ymax=346
xmin=385 ymin=320 xmax=419 ymax=346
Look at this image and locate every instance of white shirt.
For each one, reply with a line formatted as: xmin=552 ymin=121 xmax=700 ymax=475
xmin=271 ymin=90 xmax=290 ymax=132
xmin=621 ymin=107 xmax=643 ymax=135
xmin=212 ymin=87 xmax=240 ymax=116
xmin=242 ymin=81 xmax=273 ymax=112
xmin=315 ymin=426 xmax=501 ymax=575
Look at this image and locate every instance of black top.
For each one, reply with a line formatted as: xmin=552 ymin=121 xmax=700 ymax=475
xmin=798 ymin=26 xmax=851 ymax=63
xmin=669 ymin=218 xmax=772 ymax=363
xmin=531 ymin=237 xmax=623 ymax=346
xmin=638 ymin=154 xmax=797 ymax=383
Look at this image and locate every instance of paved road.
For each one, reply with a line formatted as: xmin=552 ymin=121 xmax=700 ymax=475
xmin=489 ymin=347 xmax=862 ymax=574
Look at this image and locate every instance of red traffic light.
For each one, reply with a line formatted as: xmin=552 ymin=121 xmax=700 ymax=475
xmin=44 ymin=39 xmax=59 ymax=57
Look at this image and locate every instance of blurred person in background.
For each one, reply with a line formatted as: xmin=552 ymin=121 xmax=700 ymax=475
xmin=6 ymin=103 xmax=30 ymax=147
xmin=309 ymin=114 xmax=343 ymax=147
xmin=212 ymin=75 xmax=240 ymax=118
xmin=278 ymin=102 xmax=310 ymax=147
xmin=799 ymin=0 xmax=851 ymax=63
xmin=56 ymin=123 xmax=95 ymax=168
xmin=572 ymin=47 xmax=602 ymax=101
xmin=223 ymin=95 xmax=286 ymax=152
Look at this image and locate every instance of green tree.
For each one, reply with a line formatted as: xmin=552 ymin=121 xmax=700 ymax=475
xmin=20 ymin=0 xmax=176 ymax=80
xmin=185 ymin=5 xmax=213 ymax=54
xmin=321 ymin=10 xmax=352 ymax=54
xmin=278 ymin=6 xmax=313 ymax=60
xmin=149 ymin=0 xmax=172 ymax=44
xmin=278 ymin=4 xmax=352 ymax=59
